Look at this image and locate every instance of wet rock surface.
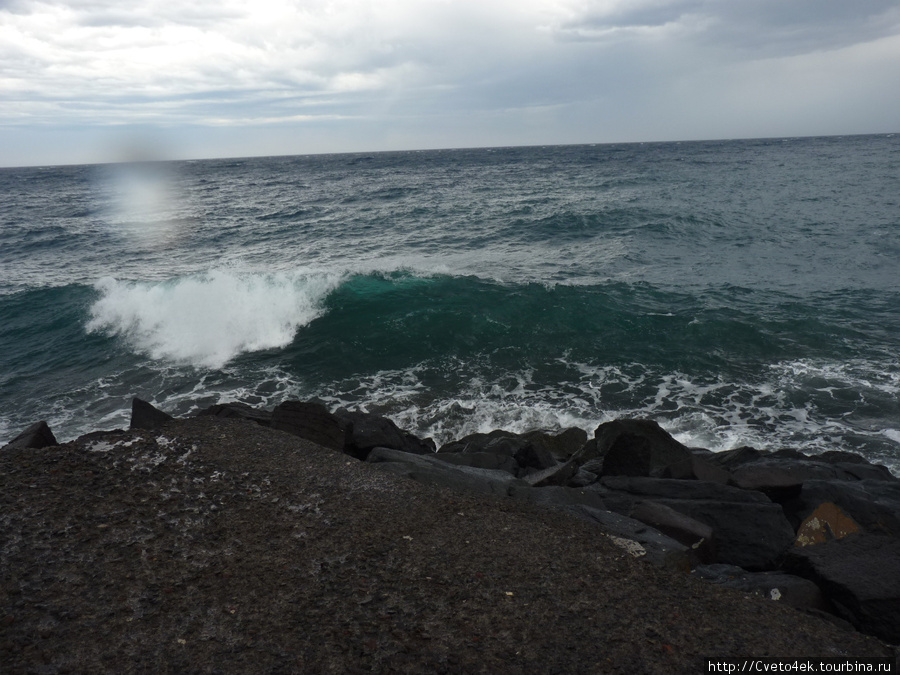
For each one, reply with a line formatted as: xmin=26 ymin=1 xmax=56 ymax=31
xmin=2 ymin=403 xmax=899 ymax=671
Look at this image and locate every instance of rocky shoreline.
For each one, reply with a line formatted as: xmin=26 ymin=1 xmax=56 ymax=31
xmin=2 ymin=398 xmax=899 ymax=672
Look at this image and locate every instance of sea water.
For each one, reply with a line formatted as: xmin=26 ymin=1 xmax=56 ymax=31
xmin=1 ymin=136 xmax=898 ymax=473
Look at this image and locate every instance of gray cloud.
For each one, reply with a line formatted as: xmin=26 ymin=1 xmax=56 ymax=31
xmin=0 ymin=0 xmax=898 ymax=166
xmin=557 ymin=0 xmax=900 ymax=55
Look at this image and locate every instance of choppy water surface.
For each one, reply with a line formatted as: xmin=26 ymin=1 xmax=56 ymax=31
xmin=1 ymin=135 xmax=898 ymax=473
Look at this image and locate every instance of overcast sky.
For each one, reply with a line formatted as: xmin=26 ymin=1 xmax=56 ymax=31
xmin=2 ymin=0 xmax=899 ymax=167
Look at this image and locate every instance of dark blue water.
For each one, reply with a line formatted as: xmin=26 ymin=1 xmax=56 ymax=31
xmin=2 ymin=136 xmax=898 ymax=472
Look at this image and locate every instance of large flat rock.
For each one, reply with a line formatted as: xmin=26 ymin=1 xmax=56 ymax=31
xmin=650 ymin=498 xmax=795 ymax=571
xmin=784 ymin=534 xmax=900 ymax=644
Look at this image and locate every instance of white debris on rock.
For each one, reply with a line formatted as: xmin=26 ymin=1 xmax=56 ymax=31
xmin=87 ymin=441 xmax=116 ymax=453
xmin=606 ymin=535 xmax=647 ymax=558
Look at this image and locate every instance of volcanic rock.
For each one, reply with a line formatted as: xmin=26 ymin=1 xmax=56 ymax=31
xmin=1 ymin=420 xmax=58 ymax=450
xmin=129 ymin=397 xmax=174 ymax=430
xmin=334 ymin=408 xmax=434 ymax=460
xmin=573 ymin=505 xmax=693 ymax=573
xmin=366 ymin=446 xmax=528 ymax=498
xmin=692 ymin=564 xmax=827 ymax=612
xmin=702 ymin=446 xmax=764 ymax=470
xmin=521 ymin=427 xmax=588 ymax=462
xmin=599 ymin=475 xmax=770 ymax=503
xmin=437 ymin=429 xmax=519 ymax=454
xmin=271 ymin=400 xmax=350 ymax=453
xmin=596 ymin=419 xmax=695 ymax=479
xmin=513 ymin=441 xmax=557 ymax=472
xmin=5 ymin=416 xmax=891 ymax=672
xmin=589 ymin=476 xmax=794 ymax=570
xmin=690 ymin=452 xmax=732 ymax=484
xmin=731 ymin=459 xmax=859 ymax=493
xmin=432 ymin=450 xmax=520 ymax=475
xmin=784 ymin=534 xmax=900 ymax=644
xmin=630 ymin=500 xmax=716 ymax=564
xmin=647 ymin=498 xmax=795 ymax=570
xmin=196 ymin=401 xmax=272 ymax=426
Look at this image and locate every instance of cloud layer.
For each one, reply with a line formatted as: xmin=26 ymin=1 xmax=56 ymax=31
xmin=1 ymin=0 xmax=898 ymax=165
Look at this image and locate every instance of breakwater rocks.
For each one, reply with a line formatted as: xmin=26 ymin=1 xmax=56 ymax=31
xmin=5 ymin=397 xmax=900 ymax=651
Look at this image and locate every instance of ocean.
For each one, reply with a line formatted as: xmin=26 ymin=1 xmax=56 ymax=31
xmin=1 ymin=135 xmax=898 ymax=474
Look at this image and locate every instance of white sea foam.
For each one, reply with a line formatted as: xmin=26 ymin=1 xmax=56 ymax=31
xmin=87 ymin=269 xmax=341 ymax=369
xmin=306 ymin=355 xmax=900 ymax=477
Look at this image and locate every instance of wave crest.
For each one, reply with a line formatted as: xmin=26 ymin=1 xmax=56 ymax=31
xmin=87 ymin=270 xmax=341 ymax=368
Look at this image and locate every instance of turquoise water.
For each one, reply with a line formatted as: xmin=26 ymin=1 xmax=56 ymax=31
xmin=1 ymin=136 xmax=898 ymax=472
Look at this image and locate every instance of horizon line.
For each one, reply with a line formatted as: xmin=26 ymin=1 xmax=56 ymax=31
xmin=2 ymin=130 xmax=897 ymax=171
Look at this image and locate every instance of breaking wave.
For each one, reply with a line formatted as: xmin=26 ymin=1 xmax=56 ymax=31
xmin=87 ymin=269 xmax=342 ymax=369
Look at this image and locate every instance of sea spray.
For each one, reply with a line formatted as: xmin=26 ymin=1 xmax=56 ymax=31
xmin=87 ymin=270 xmax=342 ymax=369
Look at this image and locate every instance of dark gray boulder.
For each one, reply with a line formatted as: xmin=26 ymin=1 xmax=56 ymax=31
xmin=572 ymin=505 xmax=693 ymax=572
xmin=816 ymin=450 xmax=873 ymax=464
xmin=513 ymin=442 xmax=557 ymax=472
xmin=482 ymin=435 xmax=531 ymax=458
xmin=690 ymin=452 xmax=732 ymax=484
xmin=731 ymin=459 xmax=858 ymax=493
xmin=830 ymin=462 xmax=897 ymax=482
xmin=581 ymin=457 xmax=605 ymax=475
xmin=784 ymin=534 xmax=900 ymax=644
xmin=431 ymin=451 xmax=519 ymax=476
xmin=583 ymin=483 xmax=640 ymax=516
xmin=271 ymin=401 xmax=350 ymax=453
xmin=196 ymin=402 xmax=272 ymax=426
xmin=508 ymin=484 xmax=692 ymax=570
xmin=519 ymin=438 xmax=604 ymax=487
xmin=510 ymin=485 xmax=711 ymax=567
xmin=705 ymin=447 xmax=895 ymax=488
xmin=334 ymin=409 xmax=434 ymax=460
xmin=596 ymin=419 xmax=695 ymax=479
xmin=702 ymin=446 xmax=764 ymax=470
xmin=769 ymin=448 xmax=809 ymax=461
xmin=2 ymin=420 xmax=58 ymax=450
xmin=630 ymin=500 xmax=716 ymax=564
xmin=130 ymin=398 xmax=174 ymax=431
xmin=507 ymin=485 xmax=610 ymax=512
xmin=599 ymin=475 xmax=771 ymax=504
xmin=437 ymin=429 xmax=518 ymax=454
xmin=692 ymin=564 xmax=827 ymax=611
xmin=521 ymin=459 xmax=582 ymax=487
xmin=438 ymin=430 xmax=560 ymax=473
xmin=648 ymin=498 xmax=795 ymax=570
xmin=438 ymin=428 xmax=589 ymax=471
xmin=811 ymin=451 xmax=898 ymax=479
xmin=370 ymin=448 xmax=692 ymax=570
xmin=567 ymin=468 xmax=599 ymax=487
xmin=366 ymin=446 xmax=529 ymax=498
xmin=521 ymin=427 xmax=589 ymax=462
